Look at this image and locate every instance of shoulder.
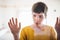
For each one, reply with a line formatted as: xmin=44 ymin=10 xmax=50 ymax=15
xmin=20 ymin=26 xmax=34 ymax=36
xmin=45 ymin=25 xmax=56 ymax=32
xmin=44 ymin=25 xmax=52 ymax=28
xmin=44 ymin=25 xmax=54 ymax=30
xmin=22 ymin=26 xmax=31 ymax=30
xmin=21 ymin=26 xmax=33 ymax=32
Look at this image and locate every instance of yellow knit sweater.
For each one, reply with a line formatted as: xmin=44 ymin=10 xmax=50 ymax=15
xmin=20 ymin=25 xmax=57 ymax=40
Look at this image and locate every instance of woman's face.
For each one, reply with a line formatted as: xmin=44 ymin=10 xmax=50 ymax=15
xmin=32 ymin=12 xmax=45 ymax=25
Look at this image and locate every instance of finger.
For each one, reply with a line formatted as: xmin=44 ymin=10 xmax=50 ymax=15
xmin=19 ymin=22 xmax=21 ymax=30
xmin=8 ymin=22 xmax=12 ymax=30
xmin=15 ymin=18 xmax=18 ymax=26
xmin=8 ymin=22 xmax=10 ymax=27
xmin=56 ymin=17 xmax=58 ymax=25
xmin=12 ymin=17 xmax=14 ymax=24
xmin=58 ymin=17 xmax=60 ymax=24
xmin=10 ymin=19 xmax=13 ymax=26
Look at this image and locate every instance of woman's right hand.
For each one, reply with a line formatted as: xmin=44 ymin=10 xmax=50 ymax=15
xmin=8 ymin=17 xmax=21 ymax=36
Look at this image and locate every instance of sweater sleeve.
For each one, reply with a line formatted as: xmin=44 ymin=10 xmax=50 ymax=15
xmin=50 ymin=27 xmax=57 ymax=40
xmin=20 ymin=28 xmax=27 ymax=40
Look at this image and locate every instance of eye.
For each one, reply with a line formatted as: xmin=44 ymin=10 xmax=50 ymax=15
xmin=33 ymin=15 xmax=36 ymax=17
xmin=39 ymin=15 xmax=43 ymax=18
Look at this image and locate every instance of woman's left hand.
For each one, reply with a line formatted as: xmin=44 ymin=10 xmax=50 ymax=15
xmin=55 ymin=17 xmax=60 ymax=33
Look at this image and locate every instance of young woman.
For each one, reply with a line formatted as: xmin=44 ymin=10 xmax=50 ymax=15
xmin=8 ymin=2 xmax=58 ymax=40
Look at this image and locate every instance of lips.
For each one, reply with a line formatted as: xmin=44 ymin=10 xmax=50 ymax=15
xmin=35 ymin=22 xmax=40 ymax=26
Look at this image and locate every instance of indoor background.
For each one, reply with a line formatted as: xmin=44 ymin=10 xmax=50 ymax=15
xmin=0 ymin=0 xmax=60 ymax=40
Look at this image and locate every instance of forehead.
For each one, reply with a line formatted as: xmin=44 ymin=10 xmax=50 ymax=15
xmin=32 ymin=12 xmax=44 ymax=16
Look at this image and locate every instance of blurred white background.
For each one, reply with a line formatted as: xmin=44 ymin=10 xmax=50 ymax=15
xmin=0 ymin=0 xmax=60 ymax=40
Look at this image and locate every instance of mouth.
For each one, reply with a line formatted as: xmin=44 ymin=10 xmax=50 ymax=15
xmin=35 ymin=22 xmax=39 ymax=26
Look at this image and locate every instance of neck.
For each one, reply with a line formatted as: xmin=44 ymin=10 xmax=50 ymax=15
xmin=34 ymin=23 xmax=43 ymax=28
xmin=32 ymin=23 xmax=45 ymax=31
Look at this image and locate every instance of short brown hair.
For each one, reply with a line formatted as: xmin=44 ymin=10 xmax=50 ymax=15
xmin=32 ymin=2 xmax=48 ymax=17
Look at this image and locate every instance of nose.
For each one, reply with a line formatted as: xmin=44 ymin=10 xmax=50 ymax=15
xmin=36 ymin=16 xmax=40 ymax=21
